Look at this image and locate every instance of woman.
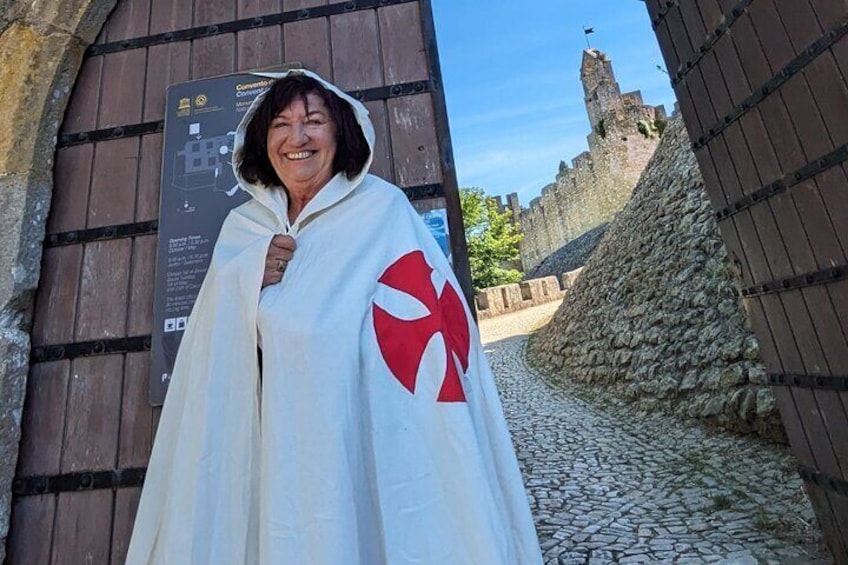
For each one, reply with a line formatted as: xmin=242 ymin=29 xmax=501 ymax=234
xmin=127 ymin=70 xmax=542 ymax=564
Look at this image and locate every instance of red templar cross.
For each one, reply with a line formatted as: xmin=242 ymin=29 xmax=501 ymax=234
xmin=373 ymin=251 xmax=470 ymax=402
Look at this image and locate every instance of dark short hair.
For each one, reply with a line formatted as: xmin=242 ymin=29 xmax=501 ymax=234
xmin=237 ymin=74 xmax=370 ymax=187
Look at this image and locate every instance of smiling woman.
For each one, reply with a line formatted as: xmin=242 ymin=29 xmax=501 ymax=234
xmin=238 ymin=74 xmax=371 ymax=223
xmin=1 ymin=0 xmax=541 ymax=562
xmin=125 ymin=69 xmax=543 ymax=565
xmin=265 ymin=95 xmax=339 ymax=212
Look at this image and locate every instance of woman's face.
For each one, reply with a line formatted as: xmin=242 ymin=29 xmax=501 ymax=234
xmin=266 ymin=92 xmax=337 ymax=194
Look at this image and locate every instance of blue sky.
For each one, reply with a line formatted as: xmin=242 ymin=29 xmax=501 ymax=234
xmin=430 ymin=0 xmax=678 ymax=205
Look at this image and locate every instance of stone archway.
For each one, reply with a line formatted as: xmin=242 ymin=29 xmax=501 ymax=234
xmin=0 ymin=1 xmax=114 ymax=557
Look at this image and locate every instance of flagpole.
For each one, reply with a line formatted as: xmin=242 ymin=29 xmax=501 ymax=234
xmin=583 ymin=26 xmax=593 ymax=49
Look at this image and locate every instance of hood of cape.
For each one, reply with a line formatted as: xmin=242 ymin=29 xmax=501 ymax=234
xmin=232 ymin=69 xmax=376 ymax=233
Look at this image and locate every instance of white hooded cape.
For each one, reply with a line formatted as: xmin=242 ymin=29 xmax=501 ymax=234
xmin=126 ymin=70 xmax=542 ymax=565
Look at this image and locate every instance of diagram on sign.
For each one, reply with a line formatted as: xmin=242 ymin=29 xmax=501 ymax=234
xmin=172 ymin=122 xmax=241 ymax=196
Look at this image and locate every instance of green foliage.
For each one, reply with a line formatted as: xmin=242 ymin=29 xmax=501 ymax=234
xmin=460 ymin=187 xmax=524 ymax=293
xmin=709 ymin=493 xmax=733 ymax=512
xmin=637 ymin=119 xmax=657 ymax=138
xmin=637 ymin=118 xmax=667 ymax=139
xmin=595 ymin=118 xmax=607 ymax=139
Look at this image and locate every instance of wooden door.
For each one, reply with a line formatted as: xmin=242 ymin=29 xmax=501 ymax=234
xmin=6 ymin=0 xmax=464 ymax=561
xmin=647 ymin=1 xmax=848 ymax=561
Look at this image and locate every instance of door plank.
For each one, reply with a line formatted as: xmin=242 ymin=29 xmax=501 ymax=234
xmin=16 ymin=361 xmax=69 ymax=477
xmin=137 ymin=133 xmax=164 ymax=222
xmin=6 ymin=495 xmax=56 ymax=565
xmin=330 ymin=10 xmax=383 ymax=91
xmin=98 ymin=50 xmax=147 ymax=129
xmin=61 ymin=355 xmax=123 ymax=473
xmin=283 ymin=19 xmax=332 ymax=79
xmin=149 ymin=0 xmax=192 ymax=34
xmin=364 ymin=100 xmax=394 ymax=183
xmin=387 ymin=94 xmax=441 ymax=187
xmin=88 ymin=138 xmax=140 ymax=229
xmin=32 ymin=246 xmax=82 ymax=346
xmin=143 ymin=43 xmax=191 ymax=123
xmin=379 ymin=3 xmax=428 ymax=84
xmin=119 ymin=353 xmax=154 ymax=468
xmin=237 ymin=27 xmax=283 ymax=72
xmin=192 ymin=35 xmax=236 ymax=80
xmin=128 ymin=235 xmax=157 ymax=336
xmin=51 ymin=491 xmax=113 ymax=565
xmin=50 ymin=145 xmax=93 ymax=233
xmin=75 ymin=239 xmax=131 ymax=341
xmin=61 ymin=57 xmax=103 ymax=135
xmin=111 ymin=487 xmax=142 ymax=564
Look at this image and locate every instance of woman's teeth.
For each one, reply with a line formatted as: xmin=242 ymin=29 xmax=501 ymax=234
xmin=286 ymin=151 xmax=314 ymax=160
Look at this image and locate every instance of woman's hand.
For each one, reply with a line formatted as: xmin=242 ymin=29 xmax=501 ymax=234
xmin=262 ymin=234 xmax=296 ymax=288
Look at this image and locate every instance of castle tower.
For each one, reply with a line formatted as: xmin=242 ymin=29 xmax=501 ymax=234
xmin=506 ymin=192 xmax=521 ymax=225
xmin=518 ymin=48 xmax=666 ymax=274
xmin=580 ymin=48 xmax=623 ymax=129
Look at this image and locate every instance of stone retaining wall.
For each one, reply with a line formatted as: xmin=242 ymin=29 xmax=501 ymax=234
xmin=475 ymin=275 xmax=567 ymax=320
xmin=528 ymin=115 xmax=784 ymax=442
xmin=526 ymin=223 xmax=608 ymax=280
xmin=474 ymin=269 xmax=583 ymax=320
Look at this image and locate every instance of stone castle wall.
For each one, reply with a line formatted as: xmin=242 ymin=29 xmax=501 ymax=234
xmin=518 ymin=50 xmax=665 ymax=272
xmin=527 ymin=115 xmax=783 ymax=442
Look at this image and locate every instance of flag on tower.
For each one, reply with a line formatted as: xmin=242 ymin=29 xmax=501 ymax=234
xmin=583 ymin=26 xmax=595 ymax=48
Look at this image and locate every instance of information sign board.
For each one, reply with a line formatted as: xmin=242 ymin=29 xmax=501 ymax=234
xmin=150 ymin=72 xmax=278 ymax=404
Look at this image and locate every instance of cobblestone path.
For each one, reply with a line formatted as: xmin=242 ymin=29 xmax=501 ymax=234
xmin=479 ymin=302 xmax=830 ymax=565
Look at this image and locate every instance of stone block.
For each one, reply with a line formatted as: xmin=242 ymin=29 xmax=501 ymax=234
xmin=727 ymin=388 xmax=745 ymax=415
xmin=737 ymin=389 xmax=757 ymax=423
xmin=561 ymin=267 xmax=583 ymax=290
xmin=701 ymin=367 xmax=723 ymax=391
xmin=0 ymin=174 xmax=51 ymax=308
xmin=719 ymin=365 xmax=746 ymax=388
xmin=519 ymin=276 xmax=564 ymax=306
xmin=474 ymin=283 xmax=520 ymax=319
xmin=0 ymin=22 xmax=86 ymax=178
xmin=0 ymin=328 xmax=30 ymax=541
xmin=23 ymin=0 xmax=116 ymax=44
xmin=702 ymin=396 xmax=726 ymax=417
xmin=755 ymin=389 xmax=776 ymax=416
xmin=747 ymin=365 xmax=767 ymax=385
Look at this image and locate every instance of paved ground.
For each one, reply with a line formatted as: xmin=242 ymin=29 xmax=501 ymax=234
xmin=478 ymin=301 xmax=830 ymax=565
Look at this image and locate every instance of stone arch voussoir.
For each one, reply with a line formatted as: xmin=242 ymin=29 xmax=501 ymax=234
xmin=0 ymin=0 xmax=116 ymax=558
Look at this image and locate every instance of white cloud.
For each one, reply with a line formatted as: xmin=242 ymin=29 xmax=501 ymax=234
xmin=454 ymin=131 xmax=587 ymax=198
xmin=451 ymin=98 xmax=577 ymax=130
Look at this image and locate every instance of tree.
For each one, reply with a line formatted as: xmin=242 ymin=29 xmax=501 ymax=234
xmin=459 ymin=187 xmax=524 ymax=293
